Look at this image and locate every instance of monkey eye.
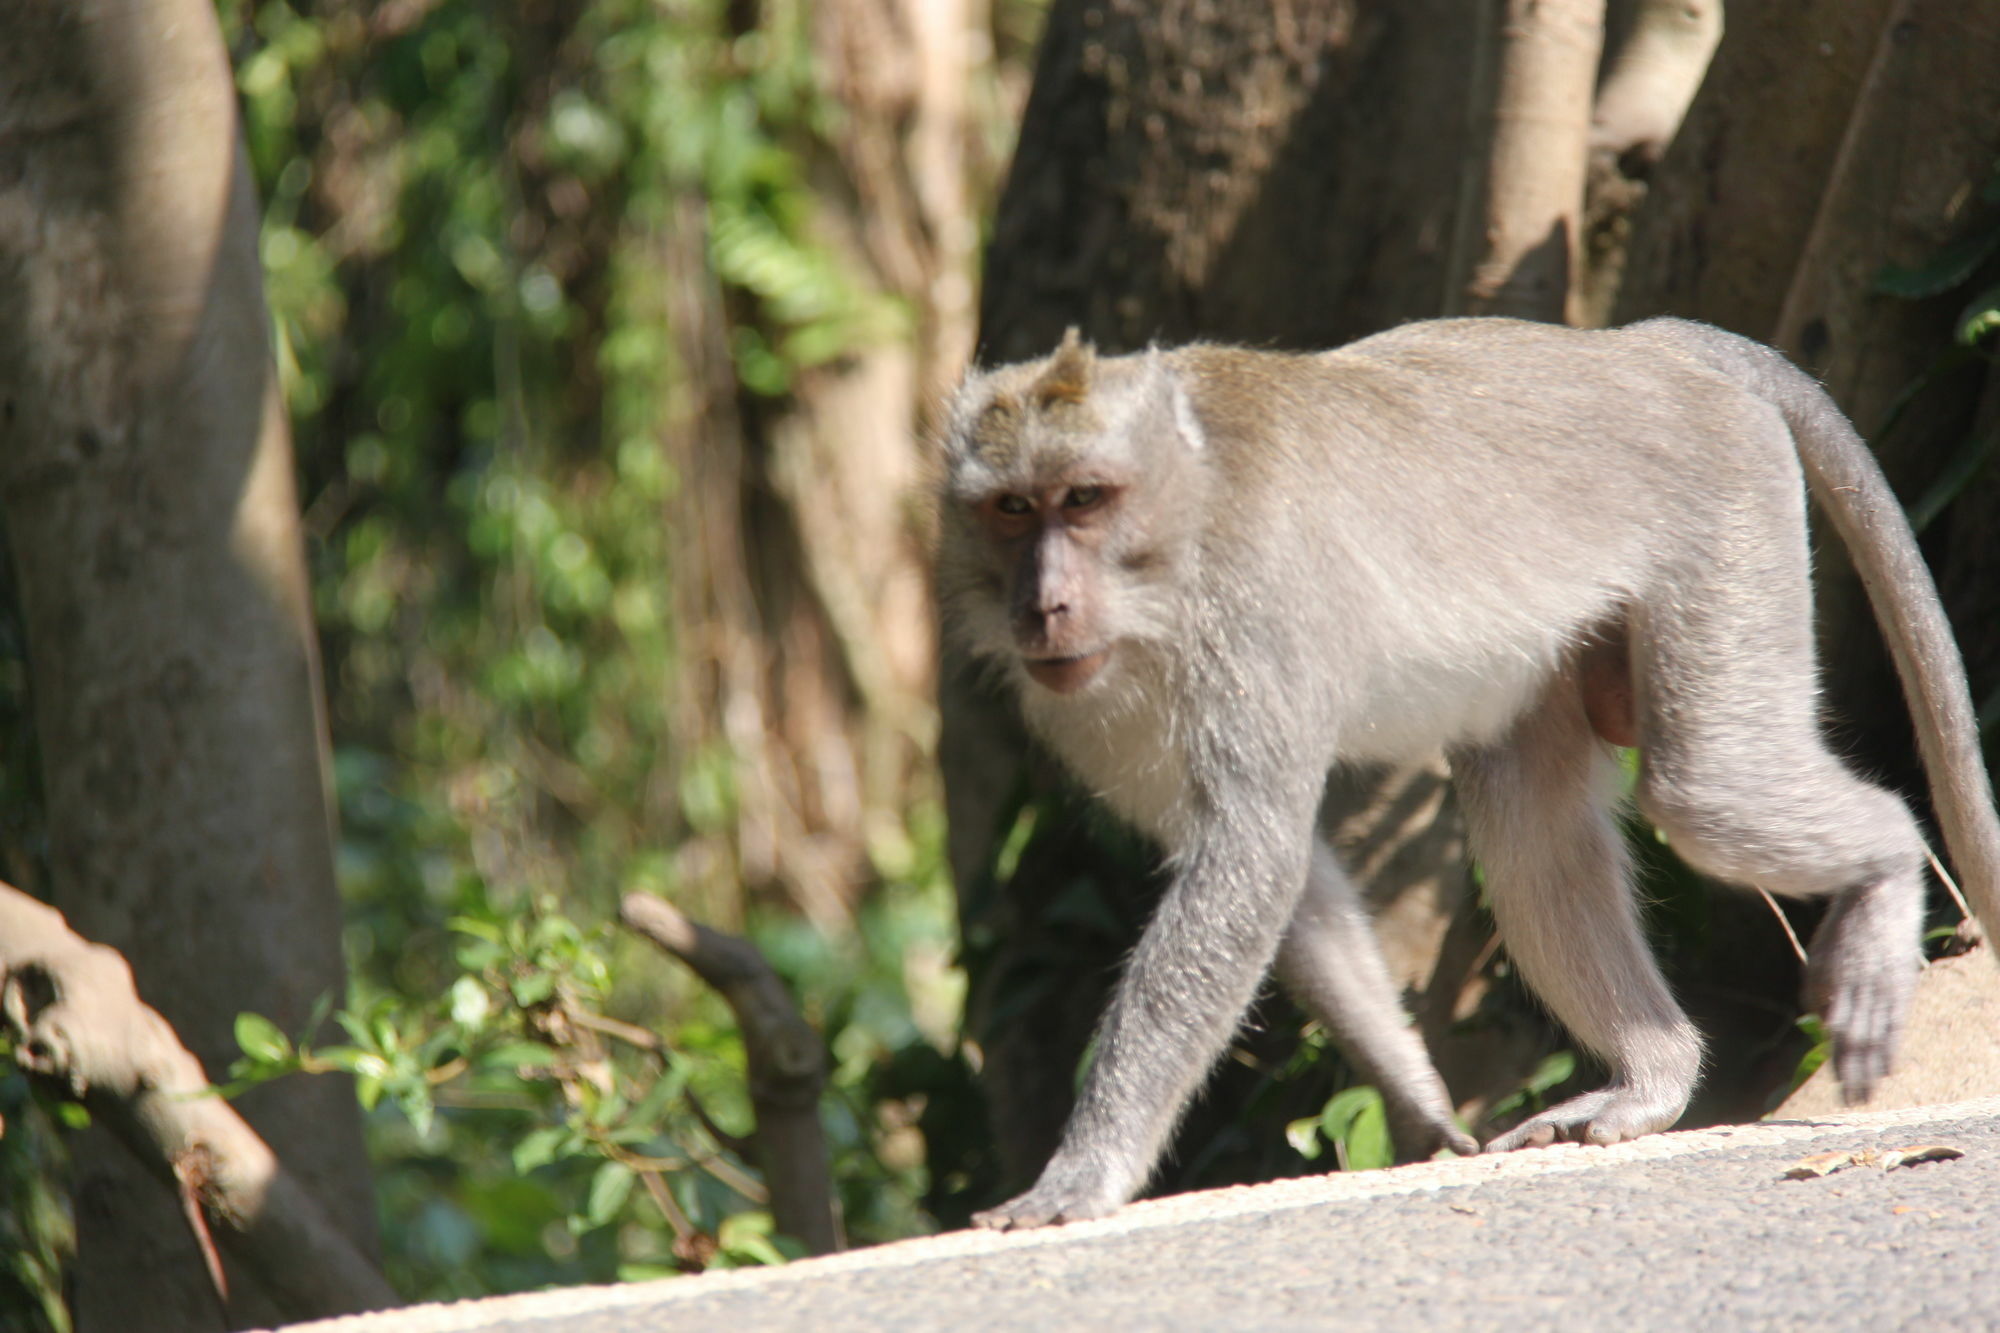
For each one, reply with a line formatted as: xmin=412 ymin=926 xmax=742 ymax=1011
xmin=994 ymin=494 xmax=1033 ymax=516
xmin=1064 ymin=485 xmax=1105 ymax=510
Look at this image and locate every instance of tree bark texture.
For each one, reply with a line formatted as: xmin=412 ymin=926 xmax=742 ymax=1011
xmin=0 ymin=2 xmax=377 ymax=1327
xmin=1591 ymin=0 xmax=1721 ymax=164
xmin=979 ymin=0 xmax=1486 ymax=363
xmin=958 ymin=0 xmax=1548 ymax=1197
xmin=1574 ymin=0 xmax=1722 ymax=326
xmin=1449 ymin=0 xmax=1605 ymax=321
xmin=662 ymin=0 xmax=987 ymax=933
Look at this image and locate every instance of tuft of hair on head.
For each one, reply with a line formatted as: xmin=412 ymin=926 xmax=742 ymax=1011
xmin=1031 ymin=327 xmax=1095 ymax=410
xmin=967 ymin=390 xmax=1024 ymax=465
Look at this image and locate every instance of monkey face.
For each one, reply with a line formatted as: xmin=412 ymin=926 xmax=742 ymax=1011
xmin=934 ymin=333 xmax=1205 ymax=697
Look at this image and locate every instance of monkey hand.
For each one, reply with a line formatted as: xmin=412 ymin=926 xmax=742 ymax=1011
xmin=971 ymin=1160 xmax=1127 ymax=1230
xmin=1380 ymin=1095 xmax=1481 ymax=1160
xmin=1402 ymin=1117 xmax=1480 ymax=1161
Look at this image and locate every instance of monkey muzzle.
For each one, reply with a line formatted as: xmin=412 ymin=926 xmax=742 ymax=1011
xmin=1024 ymin=649 xmax=1111 ymax=694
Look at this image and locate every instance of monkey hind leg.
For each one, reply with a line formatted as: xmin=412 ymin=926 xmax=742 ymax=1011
xmin=1455 ymin=686 xmax=1704 ymax=1153
xmin=1275 ymin=843 xmax=1478 ymax=1160
xmin=1631 ymin=546 xmax=1926 ymax=1104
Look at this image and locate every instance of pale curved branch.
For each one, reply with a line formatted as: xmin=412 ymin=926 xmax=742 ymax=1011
xmin=0 ymin=882 xmax=398 ymax=1319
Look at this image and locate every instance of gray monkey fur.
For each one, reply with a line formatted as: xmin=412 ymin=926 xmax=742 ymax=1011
xmin=932 ymin=316 xmax=2000 ymax=1231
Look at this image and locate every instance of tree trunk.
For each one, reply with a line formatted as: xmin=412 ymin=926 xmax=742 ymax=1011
xmin=1448 ymin=0 xmax=1605 ymax=321
xmin=957 ymin=0 xmax=1547 ymax=1198
xmin=662 ymin=0 xmax=984 ymax=932
xmin=0 ymin=1 xmax=376 ymax=1327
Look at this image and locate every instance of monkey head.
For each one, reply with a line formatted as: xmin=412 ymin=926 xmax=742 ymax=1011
xmin=934 ymin=329 xmax=1209 ymax=696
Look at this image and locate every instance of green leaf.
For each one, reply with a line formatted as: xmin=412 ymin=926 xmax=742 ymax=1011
xmin=1487 ymin=1049 xmax=1578 ymax=1122
xmin=585 ymin=1161 xmax=636 ymax=1228
xmin=1956 ymin=281 xmax=2000 ymax=345
xmin=510 ymin=970 xmax=556 ymax=1006
xmin=1875 ymin=227 xmax=2000 ymax=299
xmin=1285 ymin=1115 xmax=1324 ymax=1161
xmin=1319 ymin=1086 xmax=1392 ymax=1172
xmin=716 ymin=1210 xmax=789 ymax=1267
xmin=233 ymin=1012 xmax=293 ymax=1065
xmin=481 ymin=1041 xmax=561 ymax=1071
xmin=450 ymin=916 xmax=505 ymax=944
xmin=1784 ymin=1015 xmax=1832 ymax=1098
xmin=512 ymin=1127 xmax=569 ymax=1174
xmin=1523 ymin=1050 xmax=1576 ymax=1095
xmin=1906 ymin=428 xmax=2000 ymax=534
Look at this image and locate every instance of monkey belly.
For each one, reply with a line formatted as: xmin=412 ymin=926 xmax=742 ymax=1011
xmin=1342 ymin=649 xmax=1554 ymax=763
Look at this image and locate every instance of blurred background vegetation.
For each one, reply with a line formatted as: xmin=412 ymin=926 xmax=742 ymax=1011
xmin=214 ymin=0 xmax=1045 ymax=1299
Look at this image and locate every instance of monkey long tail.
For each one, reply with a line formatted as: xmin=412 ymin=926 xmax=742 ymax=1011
xmin=1676 ymin=321 xmax=2000 ymax=944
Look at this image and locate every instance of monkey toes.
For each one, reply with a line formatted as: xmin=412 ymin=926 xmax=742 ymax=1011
xmin=972 ymin=1182 xmax=1123 ymax=1231
xmin=1810 ymin=951 xmax=1915 ymax=1105
xmin=1482 ymin=1085 xmax=1684 ymax=1153
xmin=1804 ymin=876 xmax=1922 ymax=1104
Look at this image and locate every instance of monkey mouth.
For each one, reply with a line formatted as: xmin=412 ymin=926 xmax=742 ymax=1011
xmin=1023 ymin=649 xmax=1111 ymax=694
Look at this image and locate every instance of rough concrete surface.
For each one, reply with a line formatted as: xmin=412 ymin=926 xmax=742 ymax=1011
xmin=271 ymin=1094 xmax=2000 ymax=1333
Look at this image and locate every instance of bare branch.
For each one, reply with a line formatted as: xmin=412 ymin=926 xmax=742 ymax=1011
xmin=619 ymin=891 xmax=842 ymax=1254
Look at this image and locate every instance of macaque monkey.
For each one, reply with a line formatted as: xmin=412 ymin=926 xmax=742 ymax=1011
xmin=933 ymin=318 xmax=2000 ymax=1230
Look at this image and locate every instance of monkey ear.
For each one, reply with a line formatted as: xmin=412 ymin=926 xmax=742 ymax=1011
xmin=1031 ymin=327 xmax=1094 ymax=409
xmin=1145 ymin=347 xmax=1206 ymax=453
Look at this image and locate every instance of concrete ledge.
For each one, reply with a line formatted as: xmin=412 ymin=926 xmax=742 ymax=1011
xmin=271 ymin=1094 xmax=2000 ymax=1332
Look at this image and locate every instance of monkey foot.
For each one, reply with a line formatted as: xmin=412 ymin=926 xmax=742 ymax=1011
xmin=1482 ymin=1084 xmax=1684 ymax=1153
xmin=972 ymin=1176 xmax=1124 ymax=1231
xmin=1805 ymin=878 xmax=1920 ymax=1105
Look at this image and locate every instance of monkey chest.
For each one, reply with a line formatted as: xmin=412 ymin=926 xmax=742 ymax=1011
xmin=1025 ymin=688 xmax=1197 ymax=848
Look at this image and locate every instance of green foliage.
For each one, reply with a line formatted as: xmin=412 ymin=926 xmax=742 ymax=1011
xmin=0 ymin=1073 xmax=73 ymax=1333
xmin=1873 ymin=156 xmax=2000 ymax=537
xmin=225 ymin=889 xmax=781 ymax=1291
xmin=1783 ymin=1015 xmax=1832 ymax=1102
xmin=229 ymin=838 xmax=961 ymax=1295
xmin=206 ymin=0 xmax=984 ymax=1300
xmin=1286 ymin=1085 xmax=1398 ymax=1173
xmin=1485 ymin=1051 xmax=1579 ymax=1126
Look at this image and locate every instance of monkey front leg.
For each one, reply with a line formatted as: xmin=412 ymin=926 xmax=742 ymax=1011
xmin=972 ymin=820 xmax=1314 ymax=1230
